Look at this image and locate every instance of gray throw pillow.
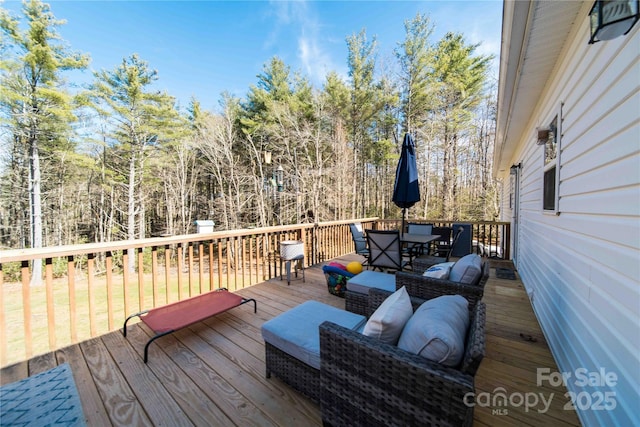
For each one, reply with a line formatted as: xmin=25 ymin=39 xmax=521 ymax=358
xmin=397 ymin=295 xmax=470 ymax=366
xmin=362 ymin=286 xmax=413 ymax=345
xmin=449 ymin=254 xmax=482 ymax=285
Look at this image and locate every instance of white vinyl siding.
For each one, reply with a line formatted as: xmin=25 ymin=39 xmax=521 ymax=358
xmin=500 ymin=11 xmax=640 ymax=427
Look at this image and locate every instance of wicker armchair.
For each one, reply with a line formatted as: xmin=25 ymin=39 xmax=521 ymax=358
xmin=395 ymin=258 xmax=489 ymax=304
xmin=319 ymin=287 xmax=486 ymax=427
xmin=400 ymin=260 xmax=489 ymax=303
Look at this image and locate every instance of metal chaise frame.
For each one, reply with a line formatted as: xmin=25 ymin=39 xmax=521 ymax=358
xmin=123 ymin=288 xmax=256 ymax=363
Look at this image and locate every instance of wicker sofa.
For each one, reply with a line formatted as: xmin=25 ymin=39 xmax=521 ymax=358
xmin=319 ymin=287 xmax=486 ymax=427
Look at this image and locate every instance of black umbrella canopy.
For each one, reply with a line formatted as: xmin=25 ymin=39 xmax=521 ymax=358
xmin=392 ymin=133 xmax=420 ymax=232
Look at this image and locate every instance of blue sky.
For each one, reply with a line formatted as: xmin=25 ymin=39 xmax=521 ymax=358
xmin=3 ymin=0 xmax=503 ymax=112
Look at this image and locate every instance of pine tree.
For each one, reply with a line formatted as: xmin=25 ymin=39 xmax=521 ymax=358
xmin=429 ymin=32 xmax=493 ymax=219
xmin=82 ymin=54 xmax=184 ymax=270
xmin=0 ymin=0 xmax=89 ymax=284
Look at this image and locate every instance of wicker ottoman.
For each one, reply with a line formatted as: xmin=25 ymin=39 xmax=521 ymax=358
xmin=261 ymin=301 xmax=366 ymax=402
xmin=345 ymin=270 xmax=396 ymax=316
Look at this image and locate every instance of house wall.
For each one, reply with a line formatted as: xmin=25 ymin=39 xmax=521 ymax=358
xmin=499 ymin=9 xmax=639 ymax=427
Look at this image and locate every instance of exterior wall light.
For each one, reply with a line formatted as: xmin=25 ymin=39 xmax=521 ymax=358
xmin=536 ymin=128 xmax=550 ymax=145
xmin=275 ymin=165 xmax=284 ymax=192
xmin=536 ymin=128 xmax=552 ymax=145
xmin=589 ymin=0 xmax=639 ymax=43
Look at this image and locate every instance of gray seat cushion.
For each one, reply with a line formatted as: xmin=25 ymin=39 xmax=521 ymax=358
xmin=261 ymin=301 xmax=366 ymax=369
xmin=346 ymin=270 xmax=396 ymax=294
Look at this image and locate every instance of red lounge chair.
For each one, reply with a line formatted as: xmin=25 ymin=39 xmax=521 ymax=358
xmin=123 ymin=288 xmax=257 ymax=363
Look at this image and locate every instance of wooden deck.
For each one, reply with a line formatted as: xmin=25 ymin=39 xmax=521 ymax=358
xmin=0 ymin=255 xmax=581 ymax=426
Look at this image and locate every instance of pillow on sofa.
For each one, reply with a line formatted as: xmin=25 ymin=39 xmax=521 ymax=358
xmin=397 ymin=295 xmax=469 ymax=366
xmin=448 ymin=254 xmax=482 ymax=285
xmin=422 ymin=262 xmax=455 ymax=279
xmin=362 ymin=286 xmax=413 ymax=345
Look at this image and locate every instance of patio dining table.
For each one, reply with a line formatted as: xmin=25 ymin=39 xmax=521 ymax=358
xmin=400 ymin=233 xmax=440 ymax=245
xmin=400 ymin=233 xmax=440 ymax=259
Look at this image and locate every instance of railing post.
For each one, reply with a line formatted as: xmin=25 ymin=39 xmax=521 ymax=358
xmin=106 ymin=251 xmax=114 ymax=330
xmin=88 ymin=253 xmax=97 ymax=337
xmin=504 ymin=223 xmax=511 ymax=260
xmin=165 ymin=245 xmax=172 ymax=305
xmin=188 ymin=243 xmax=195 ymax=297
xmin=21 ymin=260 xmax=31 ymax=359
xmin=137 ymin=248 xmax=144 ymax=311
xmin=0 ymin=263 xmax=5 ymax=366
xmin=45 ymin=257 xmax=55 ymax=350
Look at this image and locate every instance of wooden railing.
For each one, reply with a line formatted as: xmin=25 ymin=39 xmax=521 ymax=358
xmin=0 ymin=217 xmax=509 ymax=367
xmin=378 ymin=219 xmax=511 ymax=259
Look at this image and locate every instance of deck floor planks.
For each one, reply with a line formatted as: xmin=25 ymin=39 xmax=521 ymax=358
xmin=0 ymin=360 xmax=28 ymax=385
xmin=475 ymin=264 xmax=580 ymax=427
xmin=0 ymin=255 xmax=581 ymax=427
xmin=27 ymin=352 xmax=57 ymax=375
xmin=484 ymin=337 xmax=557 ymax=372
xmin=133 ymin=324 xmax=251 ymax=427
xmin=55 ymin=343 xmax=122 ymax=426
xmin=474 ymin=407 xmax=528 ymax=427
xmin=189 ymin=319 xmax=322 ymax=425
xmin=173 ymin=325 xmax=319 ymax=427
xmin=101 ymin=329 xmax=196 ymax=426
xmin=80 ymin=336 xmax=154 ymax=426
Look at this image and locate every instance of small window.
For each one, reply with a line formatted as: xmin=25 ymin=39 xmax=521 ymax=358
xmin=543 ymin=114 xmax=560 ymax=213
xmin=543 ymin=168 xmax=556 ymax=210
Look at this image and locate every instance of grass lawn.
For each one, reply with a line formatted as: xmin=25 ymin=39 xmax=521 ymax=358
xmin=2 ymin=265 xmax=264 ymax=367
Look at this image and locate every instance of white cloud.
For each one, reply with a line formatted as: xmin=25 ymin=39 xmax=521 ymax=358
xmin=428 ymin=1 xmax=502 ymax=78
xmin=265 ymin=0 xmax=340 ymax=85
xmin=298 ymin=34 xmax=335 ymax=84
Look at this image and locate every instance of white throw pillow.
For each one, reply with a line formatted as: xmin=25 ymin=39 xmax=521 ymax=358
xmin=422 ymin=262 xmax=455 ymax=279
xmin=398 ymin=295 xmax=470 ymax=366
xmin=362 ymin=286 xmax=413 ymax=345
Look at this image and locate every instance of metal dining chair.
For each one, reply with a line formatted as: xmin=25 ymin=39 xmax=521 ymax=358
xmin=414 ymin=226 xmax=465 ymax=273
xmin=405 ymin=222 xmax=434 ymax=256
xmin=431 ymin=226 xmax=453 ymax=256
xmin=349 ymin=223 xmax=369 ymax=265
xmin=366 ymin=230 xmax=409 ymax=272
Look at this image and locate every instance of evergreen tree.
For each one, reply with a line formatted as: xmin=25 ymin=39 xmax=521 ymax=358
xmin=396 ymin=12 xmax=436 ymax=218
xmin=82 ymin=54 xmax=184 ymax=270
xmin=345 ymin=29 xmax=381 ymax=217
xmin=0 ymin=0 xmax=89 ymax=283
xmin=396 ymin=12 xmax=435 ymax=135
xmin=429 ymin=32 xmax=493 ymax=219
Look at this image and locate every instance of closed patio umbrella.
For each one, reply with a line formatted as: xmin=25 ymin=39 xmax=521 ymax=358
xmin=392 ymin=132 xmax=420 ymax=234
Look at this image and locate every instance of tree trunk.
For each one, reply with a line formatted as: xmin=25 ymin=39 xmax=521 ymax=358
xmin=127 ymin=150 xmax=136 ymax=272
xmin=28 ymin=138 xmax=43 ymax=286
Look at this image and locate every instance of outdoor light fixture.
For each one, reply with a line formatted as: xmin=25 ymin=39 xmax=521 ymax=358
xmin=536 ymin=128 xmax=550 ymax=145
xmin=275 ymin=165 xmax=284 ymax=192
xmin=589 ymin=0 xmax=639 ymax=43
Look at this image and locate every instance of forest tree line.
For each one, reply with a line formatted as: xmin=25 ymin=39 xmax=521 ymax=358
xmin=1 ymin=0 xmax=499 ymax=256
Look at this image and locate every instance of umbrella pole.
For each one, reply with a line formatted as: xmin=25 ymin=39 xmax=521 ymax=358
xmin=401 ymin=208 xmax=406 ymax=236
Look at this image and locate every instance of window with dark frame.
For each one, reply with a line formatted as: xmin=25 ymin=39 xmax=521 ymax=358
xmin=543 ymin=168 xmax=556 ymax=210
xmin=543 ymin=115 xmax=558 ymax=212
